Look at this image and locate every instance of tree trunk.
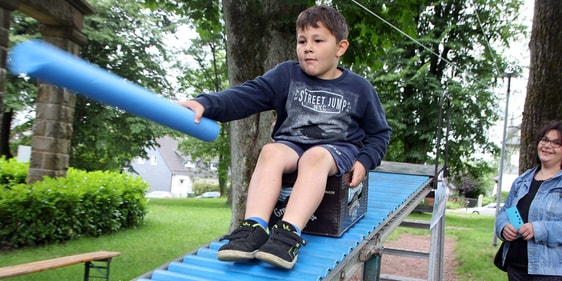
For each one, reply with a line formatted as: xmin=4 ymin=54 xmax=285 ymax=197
xmin=0 ymin=6 xmax=12 ymax=158
xmin=222 ymin=0 xmax=307 ymax=231
xmin=0 ymin=109 xmax=13 ymax=158
xmin=520 ymin=0 xmax=562 ymax=173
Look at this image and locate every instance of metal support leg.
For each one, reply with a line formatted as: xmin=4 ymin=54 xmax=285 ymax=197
xmin=364 ymin=254 xmax=382 ymax=281
xmin=362 ymin=246 xmax=382 ymax=281
xmin=83 ymin=259 xmax=112 ymax=281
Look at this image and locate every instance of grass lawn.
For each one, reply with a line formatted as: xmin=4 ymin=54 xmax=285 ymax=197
xmin=0 ymin=199 xmax=506 ymax=281
xmin=395 ymin=212 xmax=506 ymax=281
xmin=0 ymin=198 xmax=231 ymax=281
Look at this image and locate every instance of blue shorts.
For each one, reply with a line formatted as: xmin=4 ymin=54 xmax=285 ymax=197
xmin=275 ymin=140 xmax=360 ymax=177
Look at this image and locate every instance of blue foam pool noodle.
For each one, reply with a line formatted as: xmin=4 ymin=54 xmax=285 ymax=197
xmin=8 ymin=39 xmax=220 ymax=142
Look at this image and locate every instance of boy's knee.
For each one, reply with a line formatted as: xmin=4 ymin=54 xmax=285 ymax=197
xmin=299 ymin=147 xmax=332 ymax=163
xmin=259 ymin=143 xmax=290 ymax=160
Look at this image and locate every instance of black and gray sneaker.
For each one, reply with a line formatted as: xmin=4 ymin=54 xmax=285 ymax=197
xmin=255 ymin=220 xmax=306 ymax=269
xmin=217 ymin=219 xmax=270 ymax=261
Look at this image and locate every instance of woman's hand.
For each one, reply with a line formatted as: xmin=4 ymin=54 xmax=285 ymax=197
xmin=502 ymin=224 xmax=519 ymax=241
xmin=518 ymin=222 xmax=535 ymax=241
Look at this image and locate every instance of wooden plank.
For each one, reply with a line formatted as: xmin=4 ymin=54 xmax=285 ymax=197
xmin=0 ymin=251 xmax=120 ymax=279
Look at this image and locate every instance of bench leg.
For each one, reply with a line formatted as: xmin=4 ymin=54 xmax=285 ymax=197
xmin=84 ymin=259 xmax=112 ymax=281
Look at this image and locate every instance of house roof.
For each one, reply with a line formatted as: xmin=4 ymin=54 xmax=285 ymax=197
xmin=156 ymin=136 xmax=190 ymax=175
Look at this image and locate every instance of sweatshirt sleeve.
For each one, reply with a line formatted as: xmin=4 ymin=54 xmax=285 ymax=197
xmin=356 ymin=89 xmax=391 ymax=170
xmin=194 ymin=63 xmax=289 ymax=123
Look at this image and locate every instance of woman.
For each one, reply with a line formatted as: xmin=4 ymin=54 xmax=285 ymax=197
xmin=495 ymin=120 xmax=562 ymax=280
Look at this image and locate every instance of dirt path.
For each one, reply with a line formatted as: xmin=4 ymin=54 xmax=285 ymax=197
xmin=380 ymin=233 xmax=459 ymax=280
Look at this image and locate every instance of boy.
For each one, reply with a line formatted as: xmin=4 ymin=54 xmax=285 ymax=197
xmin=180 ymin=5 xmax=391 ymax=269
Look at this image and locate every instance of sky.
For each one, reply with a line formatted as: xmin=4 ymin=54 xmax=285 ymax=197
xmin=491 ymin=0 xmax=534 ymax=143
xmin=487 ymin=0 xmax=534 ymax=191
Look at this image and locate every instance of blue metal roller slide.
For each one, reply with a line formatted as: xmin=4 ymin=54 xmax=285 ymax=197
xmin=135 ymin=170 xmax=432 ymax=281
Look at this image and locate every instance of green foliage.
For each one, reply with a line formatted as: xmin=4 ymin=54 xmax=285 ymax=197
xmin=2 ymin=12 xmax=39 ymax=158
xmin=69 ymin=0 xmax=177 ymax=171
xmin=337 ymin=0 xmax=525 ymax=188
xmin=141 ymin=0 xmax=524 ymax=206
xmin=0 ymin=169 xmax=148 ymax=249
xmin=0 ymin=157 xmax=28 ymax=186
xmin=446 ymin=199 xmax=464 ymax=209
xmin=192 ymin=180 xmax=220 ymax=196
xmin=453 ymin=158 xmax=496 ymax=198
xmin=171 ymin=4 xmax=231 ymax=196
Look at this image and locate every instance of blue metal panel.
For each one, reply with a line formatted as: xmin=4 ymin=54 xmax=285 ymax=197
xmin=139 ymin=171 xmax=431 ymax=281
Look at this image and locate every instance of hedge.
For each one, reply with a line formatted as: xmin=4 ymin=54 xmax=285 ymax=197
xmin=0 ymin=156 xmax=28 ymax=186
xmin=0 ymin=168 xmax=148 ymax=249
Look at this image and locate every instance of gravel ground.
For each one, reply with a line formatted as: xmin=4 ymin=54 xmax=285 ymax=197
xmin=380 ymin=233 xmax=459 ymax=280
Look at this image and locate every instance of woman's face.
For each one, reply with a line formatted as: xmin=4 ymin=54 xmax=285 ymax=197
xmin=538 ymin=129 xmax=562 ymax=168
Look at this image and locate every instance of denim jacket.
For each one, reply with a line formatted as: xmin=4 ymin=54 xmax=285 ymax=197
xmin=495 ymin=166 xmax=562 ymax=275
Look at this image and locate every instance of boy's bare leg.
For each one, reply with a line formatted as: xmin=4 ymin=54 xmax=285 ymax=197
xmin=281 ymin=146 xmax=338 ymax=230
xmin=244 ymin=143 xmax=300 ymax=221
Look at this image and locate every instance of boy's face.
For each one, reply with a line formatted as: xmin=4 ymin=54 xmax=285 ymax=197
xmin=296 ymin=22 xmax=349 ymax=80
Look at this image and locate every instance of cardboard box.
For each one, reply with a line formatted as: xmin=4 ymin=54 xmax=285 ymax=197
xmin=269 ymin=172 xmax=368 ymax=237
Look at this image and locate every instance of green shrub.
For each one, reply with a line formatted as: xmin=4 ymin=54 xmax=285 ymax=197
xmin=0 ymin=157 xmax=28 ymax=186
xmin=192 ymin=180 xmax=219 ymax=195
xmin=0 ymin=168 xmax=148 ymax=249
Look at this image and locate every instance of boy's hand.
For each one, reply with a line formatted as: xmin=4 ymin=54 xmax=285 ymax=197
xmin=349 ymin=162 xmax=366 ymax=187
xmin=178 ymin=100 xmax=205 ymax=124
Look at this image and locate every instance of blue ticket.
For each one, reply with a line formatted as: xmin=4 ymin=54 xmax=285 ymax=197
xmin=506 ymin=207 xmax=523 ymax=237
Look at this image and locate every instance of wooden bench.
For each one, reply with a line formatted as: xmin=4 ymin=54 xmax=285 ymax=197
xmin=0 ymin=251 xmax=120 ymax=280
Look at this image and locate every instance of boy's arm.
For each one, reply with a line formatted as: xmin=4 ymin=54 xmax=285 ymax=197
xmin=356 ymin=91 xmax=391 ymax=171
xmin=189 ymin=62 xmax=291 ymax=123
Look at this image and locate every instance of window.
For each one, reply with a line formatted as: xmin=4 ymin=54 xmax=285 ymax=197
xmin=210 ymin=163 xmax=218 ymax=171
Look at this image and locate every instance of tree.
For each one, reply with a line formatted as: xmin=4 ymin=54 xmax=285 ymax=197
xmin=5 ymin=0 xmax=176 ymax=172
xmin=145 ymin=0 xmax=526 ymax=217
xmin=336 ymin=0 xmax=525 ymax=189
xmin=1 ymin=12 xmax=39 ymax=159
xmin=519 ymin=0 xmax=562 ymax=172
xmin=70 ymin=0 xmax=175 ymax=171
xmin=143 ymin=0 xmax=235 ymax=198
xmin=176 ymin=31 xmax=231 ymax=198
xmin=222 ymin=0 xmax=309 ymax=230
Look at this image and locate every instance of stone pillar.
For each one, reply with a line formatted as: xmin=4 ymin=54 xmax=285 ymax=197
xmin=0 ymin=0 xmax=93 ymax=182
xmin=26 ymin=25 xmax=88 ymax=183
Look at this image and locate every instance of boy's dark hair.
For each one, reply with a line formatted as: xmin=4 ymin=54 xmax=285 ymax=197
xmin=296 ymin=5 xmax=349 ymax=42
